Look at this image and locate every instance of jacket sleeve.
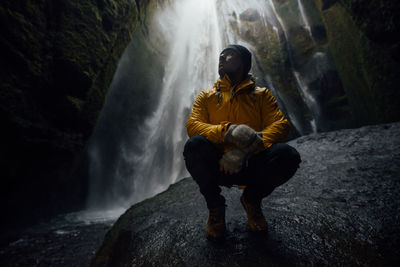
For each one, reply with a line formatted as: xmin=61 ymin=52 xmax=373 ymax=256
xmin=186 ymin=90 xmax=230 ymax=144
xmin=260 ymin=89 xmax=291 ymax=148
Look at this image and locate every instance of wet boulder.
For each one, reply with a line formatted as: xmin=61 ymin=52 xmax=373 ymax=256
xmin=91 ymin=122 xmax=400 ymax=266
xmin=239 ymin=8 xmax=261 ymax=22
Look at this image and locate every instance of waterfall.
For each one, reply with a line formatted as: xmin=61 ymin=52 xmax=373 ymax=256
xmin=86 ymin=0 xmax=336 ymax=216
xmin=293 ymin=71 xmax=319 ymax=132
xmin=269 ymin=0 xmax=326 ymax=133
xmin=126 ymin=0 xmax=223 ymax=205
xmin=87 ymin=0 xmax=223 ymax=212
xmin=297 ymin=0 xmax=314 ymax=41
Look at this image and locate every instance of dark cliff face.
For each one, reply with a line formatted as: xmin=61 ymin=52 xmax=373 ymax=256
xmin=244 ymin=0 xmax=399 ymax=134
xmin=314 ymin=0 xmax=400 ymax=125
xmin=0 ymin=0 xmax=144 ymax=236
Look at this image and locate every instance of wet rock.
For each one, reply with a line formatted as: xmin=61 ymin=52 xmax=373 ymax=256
xmin=0 ymin=0 xmax=141 ymax=237
xmin=0 ymin=0 xmax=167 ymax=240
xmin=321 ymin=0 xmax=338 ymax=10
xmin=315 ymin=0 xmax=400 ymax=125
xmin=91 ymin=122 xmax=400 ymax=266
xmin=0 ymin=214 xmax=114 ymax=267
xmin=239 ymin=9 xmax=261 ymax=22
xmin=238 ymin=1 xmax=313 ymax=137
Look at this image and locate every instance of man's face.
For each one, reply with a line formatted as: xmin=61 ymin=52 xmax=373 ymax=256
xmin=218 ymin=49 xmax=242 ymax=78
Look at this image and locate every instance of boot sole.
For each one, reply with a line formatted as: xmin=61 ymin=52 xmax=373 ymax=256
xmin=240 ymin=196 xmax=268 ymax=232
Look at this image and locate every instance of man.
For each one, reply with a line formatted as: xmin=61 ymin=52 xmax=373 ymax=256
xmin=183 ymin=44 xmax=301 ymax=239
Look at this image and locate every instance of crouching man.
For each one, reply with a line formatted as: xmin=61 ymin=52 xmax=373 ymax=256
xmin=183 ymin=44 xmax=301 ymax=239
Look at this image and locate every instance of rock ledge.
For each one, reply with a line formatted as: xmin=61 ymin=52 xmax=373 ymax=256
xmin=92 ymin=122 xmax=400 ymax=266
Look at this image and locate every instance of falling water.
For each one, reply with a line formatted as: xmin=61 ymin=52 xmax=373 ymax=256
xmin=126 ymin=0 xmax=222 ymax=204
xmin=293 ymin=71 xmax=320 ymax=132
xmin=298 ymin=51 xmax=334 ymax=131
xmin=87 ymin=0 xmax=334 ymax=215
xmin=269 ymin=0 xmax=322 ymax=133
xmin=87 ymin=0 xmax=223 ymax=212
xmin=124 ymin=0 xmax=290 ymax=206
xmin=297 ymin=0 xmax=314 ymax=41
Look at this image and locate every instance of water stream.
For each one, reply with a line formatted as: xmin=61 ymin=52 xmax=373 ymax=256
xmin=269 ymin=0 xmax=327 ymax=133
xmin=126 ymin=0 xmax=222 ymax=205
xmin=85 ymin=0 xmax=335 ymax=218
xmin=297 ymin=0 xmax=314 ymax=41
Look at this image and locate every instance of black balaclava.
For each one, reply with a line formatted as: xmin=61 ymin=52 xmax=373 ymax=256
xmin=221 ymin=44 xmax=252 ymax=77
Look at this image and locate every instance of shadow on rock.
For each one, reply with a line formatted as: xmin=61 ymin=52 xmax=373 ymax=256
xmin=91 ymin=122 xmax=400 ymax=266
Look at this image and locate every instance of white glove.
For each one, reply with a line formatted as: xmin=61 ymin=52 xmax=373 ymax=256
xmin=220 ymin=124 xmax=265 ymax=174
xmin=225 ymin=124 xmax=259 ymax=149
xmin=219 ymin=148 xmax=247 ymax=175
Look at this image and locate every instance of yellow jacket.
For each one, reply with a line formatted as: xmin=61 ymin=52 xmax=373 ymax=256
xmin=186 ymin=74 xmax=290 ymax=152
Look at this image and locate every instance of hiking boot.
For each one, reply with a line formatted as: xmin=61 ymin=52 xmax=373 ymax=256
xmin=240 ymin=195 xmax=267 ymax=232
xmin=206 ymin=206 xmax=226 ymax=239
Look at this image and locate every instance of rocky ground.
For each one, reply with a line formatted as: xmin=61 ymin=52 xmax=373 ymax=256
xmin=1 ymin=122 xmax=399 ymax=266
xmin=92 ymin=122 xmax=400 ymax=266
xmin=0 ymin=213 xmax=114 ymax=267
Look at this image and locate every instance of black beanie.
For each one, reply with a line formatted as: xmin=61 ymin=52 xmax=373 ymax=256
xmin=221 ymin=44 xmax=252 ymax=76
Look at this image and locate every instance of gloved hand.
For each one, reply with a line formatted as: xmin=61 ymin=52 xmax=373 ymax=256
xmin=220 ymin=124 xmax=265 ymax=174
xmin=224 ymin=124 xmax=264 ymax=153
xmin=219 ymin=148 xmax=247 ymax=175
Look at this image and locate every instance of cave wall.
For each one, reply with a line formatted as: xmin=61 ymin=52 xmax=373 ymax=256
xmin=314 ymin=0 xmax=400 ymax=125
xmin=273 ymin=0 xmax=353 ymax=132
xmin=0 ymin=0 xmax=146 ymax=236
xmin=236 ymin=0 xmax=353 ymax=135
xmin=237 ymin=6 xmax=313 ymax=136
xmin=86 ymin=0 xmax=170 ymax=209
xmin=240 ymin=0 xmax=399 ymax=134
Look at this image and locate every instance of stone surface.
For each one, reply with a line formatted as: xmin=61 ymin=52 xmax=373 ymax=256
xmin=239 ymin=8 xmax=261 ymax=22
xmin=243 ymin=0 xmax=352 ymax=135
xmin=0 ymin=213 xmax=114 ymax=267
xmin=91 ymin=122 xmax=400 ymax=266
xmin=0 ymin=0 xmax=168 ymax=239
xmin=0 ymin=0 xmax=140 ymax=235
xmin=315 ymin=0 xmax=400 ymax=125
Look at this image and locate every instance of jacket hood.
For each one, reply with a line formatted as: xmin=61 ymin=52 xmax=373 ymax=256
xmin=214 ymin=74 xmax=256 ymax=94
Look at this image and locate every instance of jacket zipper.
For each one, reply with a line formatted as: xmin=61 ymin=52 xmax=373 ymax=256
xmin=228 ymin=84 xmax=237 ymax=121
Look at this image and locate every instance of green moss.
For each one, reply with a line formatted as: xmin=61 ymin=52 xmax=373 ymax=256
xmin=67 ymin=96 xmax=84 ymax=112
xmin=322 ymin=5 xmax=372 ymax=124
xmin=339 ymin=0 xmax=399 ymax=43
xmin=316 ymin=0 xmax=400 ymax=125
xmin=0 ymin=0 xmax=154 ymax=232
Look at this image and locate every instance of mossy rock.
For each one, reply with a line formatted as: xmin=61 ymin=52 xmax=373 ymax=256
xmin=315 ymin=0 xmax=400 ymax=125
xmin=237 ymin=7 xmax=314 ymax=135
xmin=0 ymin=0 xmax=163 ymax=235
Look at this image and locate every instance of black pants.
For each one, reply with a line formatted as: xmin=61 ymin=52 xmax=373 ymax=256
xmin=183 ymin=135 xmax=301 ymax=208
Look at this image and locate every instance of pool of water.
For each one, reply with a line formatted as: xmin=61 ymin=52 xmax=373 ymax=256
xmin=0 ymin=208 xmax=125 ymax=266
